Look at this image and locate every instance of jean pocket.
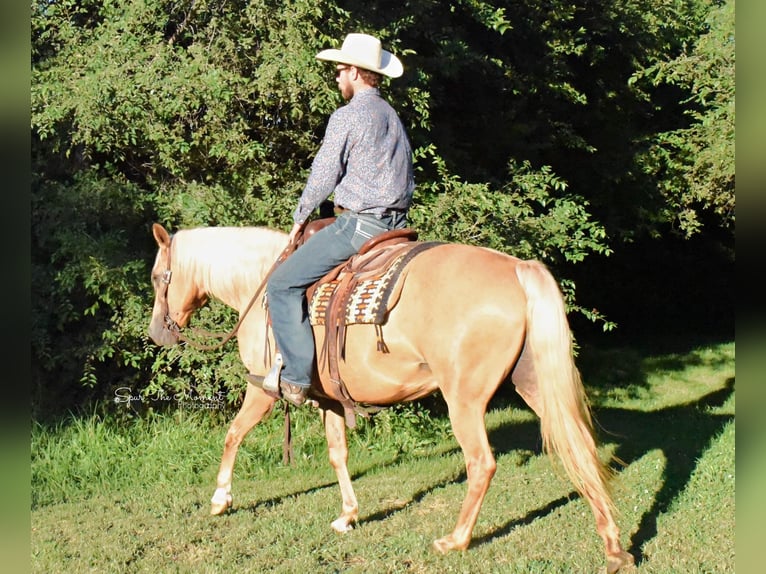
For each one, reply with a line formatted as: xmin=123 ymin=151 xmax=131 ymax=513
xmin=351 ymin=217 xmax=388 ymax=250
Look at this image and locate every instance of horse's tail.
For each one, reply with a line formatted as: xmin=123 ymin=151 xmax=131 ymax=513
xmin=515 ymin=259 xmax=615 ymax=514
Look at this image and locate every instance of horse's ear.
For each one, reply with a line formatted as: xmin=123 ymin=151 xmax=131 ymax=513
xmin=152 ymin=223 xmax=171 ymax=248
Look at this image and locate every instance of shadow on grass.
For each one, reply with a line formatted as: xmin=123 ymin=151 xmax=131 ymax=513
xmin=228 ymin=479 xmax=341 ymax=515
xmin=470 ymin=494 xmax=574 ymax=548
xmin=359 ymin=466 xmax=467 ymax=524
xmin=596 ymin=377 xmax=734 ymax=564
xmin=231 ymin=447 xmax=467 ymax=518
xmin=485 ymin=377 xmax=734 ymax=564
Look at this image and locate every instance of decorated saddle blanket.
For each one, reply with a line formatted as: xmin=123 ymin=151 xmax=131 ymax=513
xmin=308 ymin=240 xmax=441 ymax=327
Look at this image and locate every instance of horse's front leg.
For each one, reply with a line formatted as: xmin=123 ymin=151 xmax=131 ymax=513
xmin=211 ymin=383 xmax=276 ymax=515
xmin=322 ymin=406 xmax=359 ymax=533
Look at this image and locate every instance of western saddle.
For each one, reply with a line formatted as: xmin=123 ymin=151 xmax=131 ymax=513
xmin=262 ymin=217 xmax=440 ymax=427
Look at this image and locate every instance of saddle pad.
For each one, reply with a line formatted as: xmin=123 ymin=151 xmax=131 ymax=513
xmin=309 ymin=242 xmax=438 ymax=326
xmin=309 ymin=249 xmax=409 ymax=326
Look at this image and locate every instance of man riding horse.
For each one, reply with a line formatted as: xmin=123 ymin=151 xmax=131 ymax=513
xmin=265 ymin=33 xmax=415 ymax=407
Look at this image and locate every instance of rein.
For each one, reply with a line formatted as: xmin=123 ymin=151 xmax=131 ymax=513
xmin=161 ymin=235 xmax=298 ymax=351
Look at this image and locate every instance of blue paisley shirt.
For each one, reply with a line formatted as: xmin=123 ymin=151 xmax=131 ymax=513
xmin=293 ymin=88 xmax=415 ymax=224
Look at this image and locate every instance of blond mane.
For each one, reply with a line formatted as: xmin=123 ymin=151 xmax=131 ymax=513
xmin=172 ymin=226 xmax=288 ymax=310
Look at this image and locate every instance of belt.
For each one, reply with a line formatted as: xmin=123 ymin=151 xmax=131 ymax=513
xmin=334 ymin=205 xmax=405 ymax=218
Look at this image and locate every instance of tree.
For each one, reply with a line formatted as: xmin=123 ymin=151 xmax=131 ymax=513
xmin=633 ymin=0 xmax=735 ymax=237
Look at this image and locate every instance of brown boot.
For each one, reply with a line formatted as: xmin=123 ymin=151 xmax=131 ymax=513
xmin=280 ymin=382 xmax=309 ymax=406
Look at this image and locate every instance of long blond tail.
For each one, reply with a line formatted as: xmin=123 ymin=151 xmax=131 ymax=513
xmin=515 ymin=260 xmax=615 ymax=513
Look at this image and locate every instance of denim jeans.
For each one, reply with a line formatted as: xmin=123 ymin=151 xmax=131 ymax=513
xmin=266 ymin=211 xmax=408 ymax=388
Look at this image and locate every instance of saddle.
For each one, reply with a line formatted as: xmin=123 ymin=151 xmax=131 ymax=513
xmin=277 ymin=217 xmax=440 ymax=427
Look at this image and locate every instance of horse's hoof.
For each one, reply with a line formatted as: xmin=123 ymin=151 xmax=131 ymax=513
xmin=433 ymin=536 xmax=463 ymax=554
xmin=210 ymin=488 xmax=232 ymax=515
xmin=606 ymin=550 xmax=636 ymax=574
xmin=330 ymin=517 xmax=354 ymax=533
xmin=210 ymin=501 xmax=230 ymax=515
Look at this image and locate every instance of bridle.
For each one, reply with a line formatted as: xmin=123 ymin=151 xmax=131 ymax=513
xmin=152 ymin=234 xmax=181 ymax=334
xmin=159 ymin=267 xmax=183 ymax=336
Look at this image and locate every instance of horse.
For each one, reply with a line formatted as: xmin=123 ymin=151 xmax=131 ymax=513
xmin=147 ymin=222 xmax=634 ymax=573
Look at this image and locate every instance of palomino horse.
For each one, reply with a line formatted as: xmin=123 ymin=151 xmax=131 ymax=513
xmin=147 ymin=222 xmax=634 ymax=573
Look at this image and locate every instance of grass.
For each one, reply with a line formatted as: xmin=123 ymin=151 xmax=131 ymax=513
xmin=31 ymin=342 xmax=735 ymax=573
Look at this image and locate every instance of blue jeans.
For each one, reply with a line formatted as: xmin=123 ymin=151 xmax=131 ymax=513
xmin=266 ymin=211 xmax=408 ymax=388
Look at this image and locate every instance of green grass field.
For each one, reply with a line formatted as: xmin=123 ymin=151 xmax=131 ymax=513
xmin=31 ymin=342 xmax=735 ymax=573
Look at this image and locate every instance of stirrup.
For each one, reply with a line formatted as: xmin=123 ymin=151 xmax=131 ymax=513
xmin=262 ymin=353 xmax=283 ymax=393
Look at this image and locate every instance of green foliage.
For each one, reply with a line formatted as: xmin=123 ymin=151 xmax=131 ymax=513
xmin=142 ymin=301 xmax=251 ymax=408
xmin=30 ymin=409 xmax=226 ymax=509
xmin=353 ymin=402 xmax=454 ymax=457
xmin=410 ymin=153 xmax=613 ymax=326
xmin=411 ymin=155 xmax=611 ymax=265
xmin=30 ymin=397 xmax=451 ymax=509
xmin=32 ymin=0 xmax=356 ymax=415
xmin=32 ymin=0 xmax=352 ymax=227
xmin=31 ymin=0 xmax=733 ymax=417
xmin=31 ymin=169 xmax=154 ymax=416
xmin=633 ymin=0 xmax=735 ymax=237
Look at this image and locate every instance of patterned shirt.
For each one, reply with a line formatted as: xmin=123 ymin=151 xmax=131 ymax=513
xmin=293 ymin=88 xmax=415 ymax=224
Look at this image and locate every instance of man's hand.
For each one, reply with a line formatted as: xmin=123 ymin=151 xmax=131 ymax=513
xmin=287 ymin=222 xmax=304 ymax=245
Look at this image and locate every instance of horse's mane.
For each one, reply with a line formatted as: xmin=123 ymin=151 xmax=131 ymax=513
xmin=172 ymin=226 xmax=288 ymax=308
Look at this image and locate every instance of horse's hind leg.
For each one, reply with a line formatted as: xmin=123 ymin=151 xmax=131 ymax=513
xmin=514 ymin=366 xmax=633 ymax=571
xmin=584 ymin=490 xmax=635 ymax=573
xmin=321 ymin=405 xmax=359 ymax=533
xmin=433 ymin=400 xmax=496 ymax=553
xmin=211 ymin=383 xmax=275 ymax=514
xmin=513 ymin=343 xmax=633 ymax=572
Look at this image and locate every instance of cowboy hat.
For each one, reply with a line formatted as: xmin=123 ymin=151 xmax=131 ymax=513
xmin=316 ymin=33 xmax=403 ymax=78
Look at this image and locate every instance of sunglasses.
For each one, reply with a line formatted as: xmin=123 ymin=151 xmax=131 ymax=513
xmin=335 ymin=65 xmax=353 ymax=78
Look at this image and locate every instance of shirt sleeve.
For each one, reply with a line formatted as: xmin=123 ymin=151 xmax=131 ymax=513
xmin=293 ymin=110 xmax=350 ymax=224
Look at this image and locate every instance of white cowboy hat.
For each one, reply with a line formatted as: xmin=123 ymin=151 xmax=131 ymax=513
xmin=316 ymin=33 xmax=403 ymax=78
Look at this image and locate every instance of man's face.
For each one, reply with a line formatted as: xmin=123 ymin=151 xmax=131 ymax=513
xmin=335 ymin=65 xmax=355 ymax=100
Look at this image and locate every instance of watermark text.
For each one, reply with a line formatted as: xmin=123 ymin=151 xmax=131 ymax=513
xmin=113 ymin=387 xmax=226 ymax=410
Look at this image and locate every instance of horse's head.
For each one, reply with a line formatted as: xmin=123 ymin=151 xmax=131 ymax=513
xmin=148 ymin=223 xmax=209 ymax=346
